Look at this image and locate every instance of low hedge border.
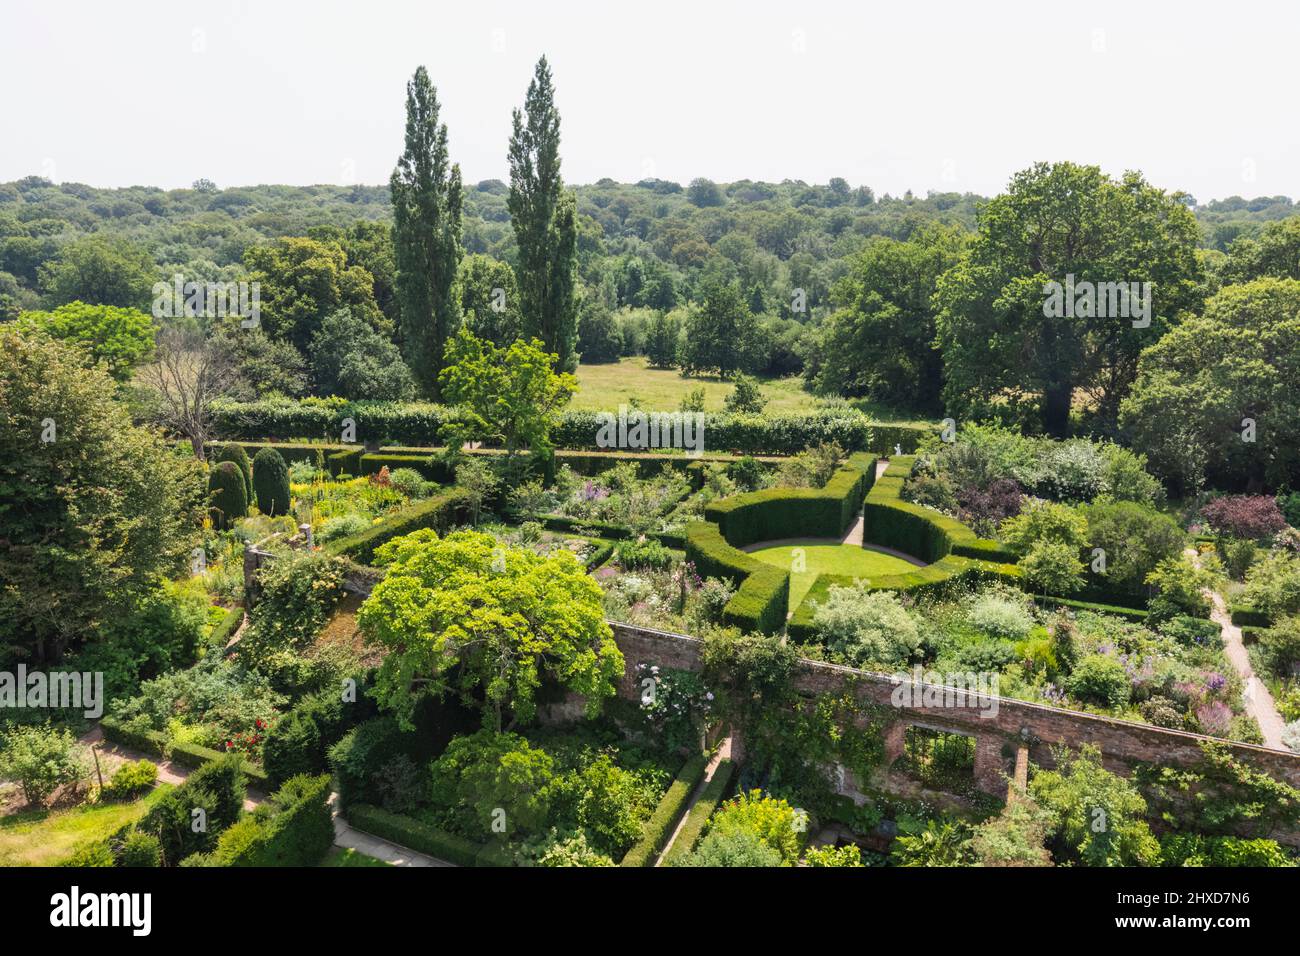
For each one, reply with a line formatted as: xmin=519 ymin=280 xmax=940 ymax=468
xmin=1029 ymin=595 xmax=1150 ymax=622
xmin=207 ymin=441 xmax=347 ymax=467
xmin=208 ymin=606 xmax=244 ymax=649
xmin=346 ymin=804 xmax=513 ymax=867
xmin=620 ymin=754 xmax=709 ymax=867
xmin=1240 ymin=626 xmax=1268 ymax=645
xmin=99 ymin=716 xmax=268 ymax=785
xmin=1231 ymin=604 xmax=1273 ymax=628
xmin=322 ymin=489 xmax=472 ymax=564
xmin=661 ymin=759 xmax=735 ymax=866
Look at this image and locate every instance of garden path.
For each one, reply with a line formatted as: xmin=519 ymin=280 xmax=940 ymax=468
xmin=79 ymin=725 xmax=263 ymax=811
xmin=1186 ymin=549 xmax=1287 ymax=750
xmin=329 ymin=793 xmax=452 ymax=867
xmin=655 ymin=736 xmax=733 ymax=866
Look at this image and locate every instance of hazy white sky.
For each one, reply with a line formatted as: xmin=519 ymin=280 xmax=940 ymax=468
xmin=3 ymin=0 xmax=1297 ymax=201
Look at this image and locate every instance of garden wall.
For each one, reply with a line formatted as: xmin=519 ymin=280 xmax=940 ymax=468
xmin=606 ymin=622 xmax=1300 ymax=839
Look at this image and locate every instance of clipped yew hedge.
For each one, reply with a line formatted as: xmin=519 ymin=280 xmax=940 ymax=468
xmin=322 ymin=488 xmax=472 ymax=564
xmin=685 ymin=521 xmax=790 ymax=634
xmin=346 ymin=804 xmax=513 ymax=867
xmin=704 ymin=453 xmax=877 ymax=545
xmin=620 ymin=754 xmax=709 ymax=867
xmin=212 ymin=399 xmax=938 ymax=456
xmin=661 ymin=759 xmax=735 ymax=866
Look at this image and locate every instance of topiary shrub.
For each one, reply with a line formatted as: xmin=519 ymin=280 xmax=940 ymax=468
xmin=207 ymin=461 xmax=248 ymax=530
xmin=252 ymin=447 xmax=291 ymax=517
xmin=216 ymin=443 xmax=254 ymax=499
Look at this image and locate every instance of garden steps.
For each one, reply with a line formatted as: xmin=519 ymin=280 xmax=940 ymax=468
xmin=1187 ymin=548 xmax=1287 ymax=750
xmin=655 ymin=736 xmax=732 ymax=866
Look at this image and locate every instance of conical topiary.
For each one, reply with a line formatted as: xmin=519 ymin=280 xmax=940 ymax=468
xmin=216 ymin=443 xmax=253 ymax=500
xmin=208 ymin=460 xmax=248 ymax=530
xmin=252 ymin=447 xmax=291 ymax=517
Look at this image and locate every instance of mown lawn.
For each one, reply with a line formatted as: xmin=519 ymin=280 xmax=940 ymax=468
xmin=0 ymin=784 xmax=171 ymax=866
xmin=321 ymin=847 xmax=392 ymax=867
xmin=748 ymin=541 xmax=921 ymax=611
xmin=572 ymin=357 xmax=819 ymax=414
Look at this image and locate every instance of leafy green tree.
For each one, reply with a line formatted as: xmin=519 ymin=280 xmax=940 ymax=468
xmin=724 ymin=373 xmax=767 ymax=414
xmin=309 ymin=308 xmax=415 ymax=400
xmin=428 ymin=730 xmax=554 ymax=837
xmin=1029 ymin=744 xmax=1160 ymax=866
xmin=211 ymin=324 xmax=308 ymax=400
xmin=358 ymin=530 xmax=622 ymax=731
xmin=508 ymin=56 xmax=579 ymax=372
xmin=1082 ymin=501 xmax=1186 ymax=593
xmin=459 ymin=253 xmax=521 ymax=346
xmin=0 ymin=724 xmax=87 ymax=806
xmin=39 ymin=235 xmax=157 ymax=310
xmin=576 ymin=297 xmax=622 ymax=362
xmin=686 ymin=178 xmax=725 ymax=207
xmin=16 ymin=301 xmax=154 ymax=380
xmin=391 ymin=66 xmax=464 ymax=396
xmin=243 ymin=237 xmax=383 ymax=354
xmin=810 ymin=225 xmax=965 ymax=413
xmin=1120 ymin=277 xmax=1300 ymax=491
xmin=935 ymin=162 xmax=1203 ymax=435
xmin=438 ymin=330 xmax=577 ymax=459
xmin=679 ymin=279 xmax=762 ymax=375
xmin=645 ymin=310 xmax=681 ymax=368
xmin=1223 ymin=216 xmax=1300 ymax=282
xmin=0 ymin=326 xmax=204 ymax=664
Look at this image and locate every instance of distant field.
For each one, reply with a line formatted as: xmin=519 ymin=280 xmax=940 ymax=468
xmin=571 ymin=357 xmax=931 ymax=425
xmin=747 ymin=541 xmax=920 ymax=610
xmin=572 ymin=357 xmax=819 ymax=414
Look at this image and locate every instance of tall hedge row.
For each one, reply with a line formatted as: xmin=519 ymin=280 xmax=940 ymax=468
xmin=704 ymin=453 xmax=876 ymax=545
xmin=207 ymin=774 xmax=334 ymax=867
xmin=211 ymin=399 xmax=937 ymax=456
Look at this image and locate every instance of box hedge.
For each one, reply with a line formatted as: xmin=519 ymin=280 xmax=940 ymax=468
xmin=1230 ymin=604 xmax=1272 ymax=628
xmin=620 ymin=754 xmax=709 ymax=867
xmin=322 ymin=489 xmax=471 ymax=564
xmin=661 ymin=759 xmax=735 ymax=866
xmin=208 ymin=774 xmax=334 ymax=867
xmin=345 ymin=804 xmax=514 ymax=866
xmin=99 ymin=716 xmax=267 ymax=785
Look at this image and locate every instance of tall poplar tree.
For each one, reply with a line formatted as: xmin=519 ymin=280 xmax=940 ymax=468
xmin=508 ymin=56 xmax=579 ymax=372
xmin=391 ymin=66 xmax=463 ymax=397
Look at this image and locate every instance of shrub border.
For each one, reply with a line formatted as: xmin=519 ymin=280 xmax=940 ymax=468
xmin=619 ymin=754 xmax=708 ymax=867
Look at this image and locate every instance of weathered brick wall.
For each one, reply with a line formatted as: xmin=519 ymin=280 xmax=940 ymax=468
xmin=609 ymin=622 xmax=1300 ymax=796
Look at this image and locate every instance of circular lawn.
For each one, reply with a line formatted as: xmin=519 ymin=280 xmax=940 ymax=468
xmin=745 ymin=540 xmax=922 ymax=612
